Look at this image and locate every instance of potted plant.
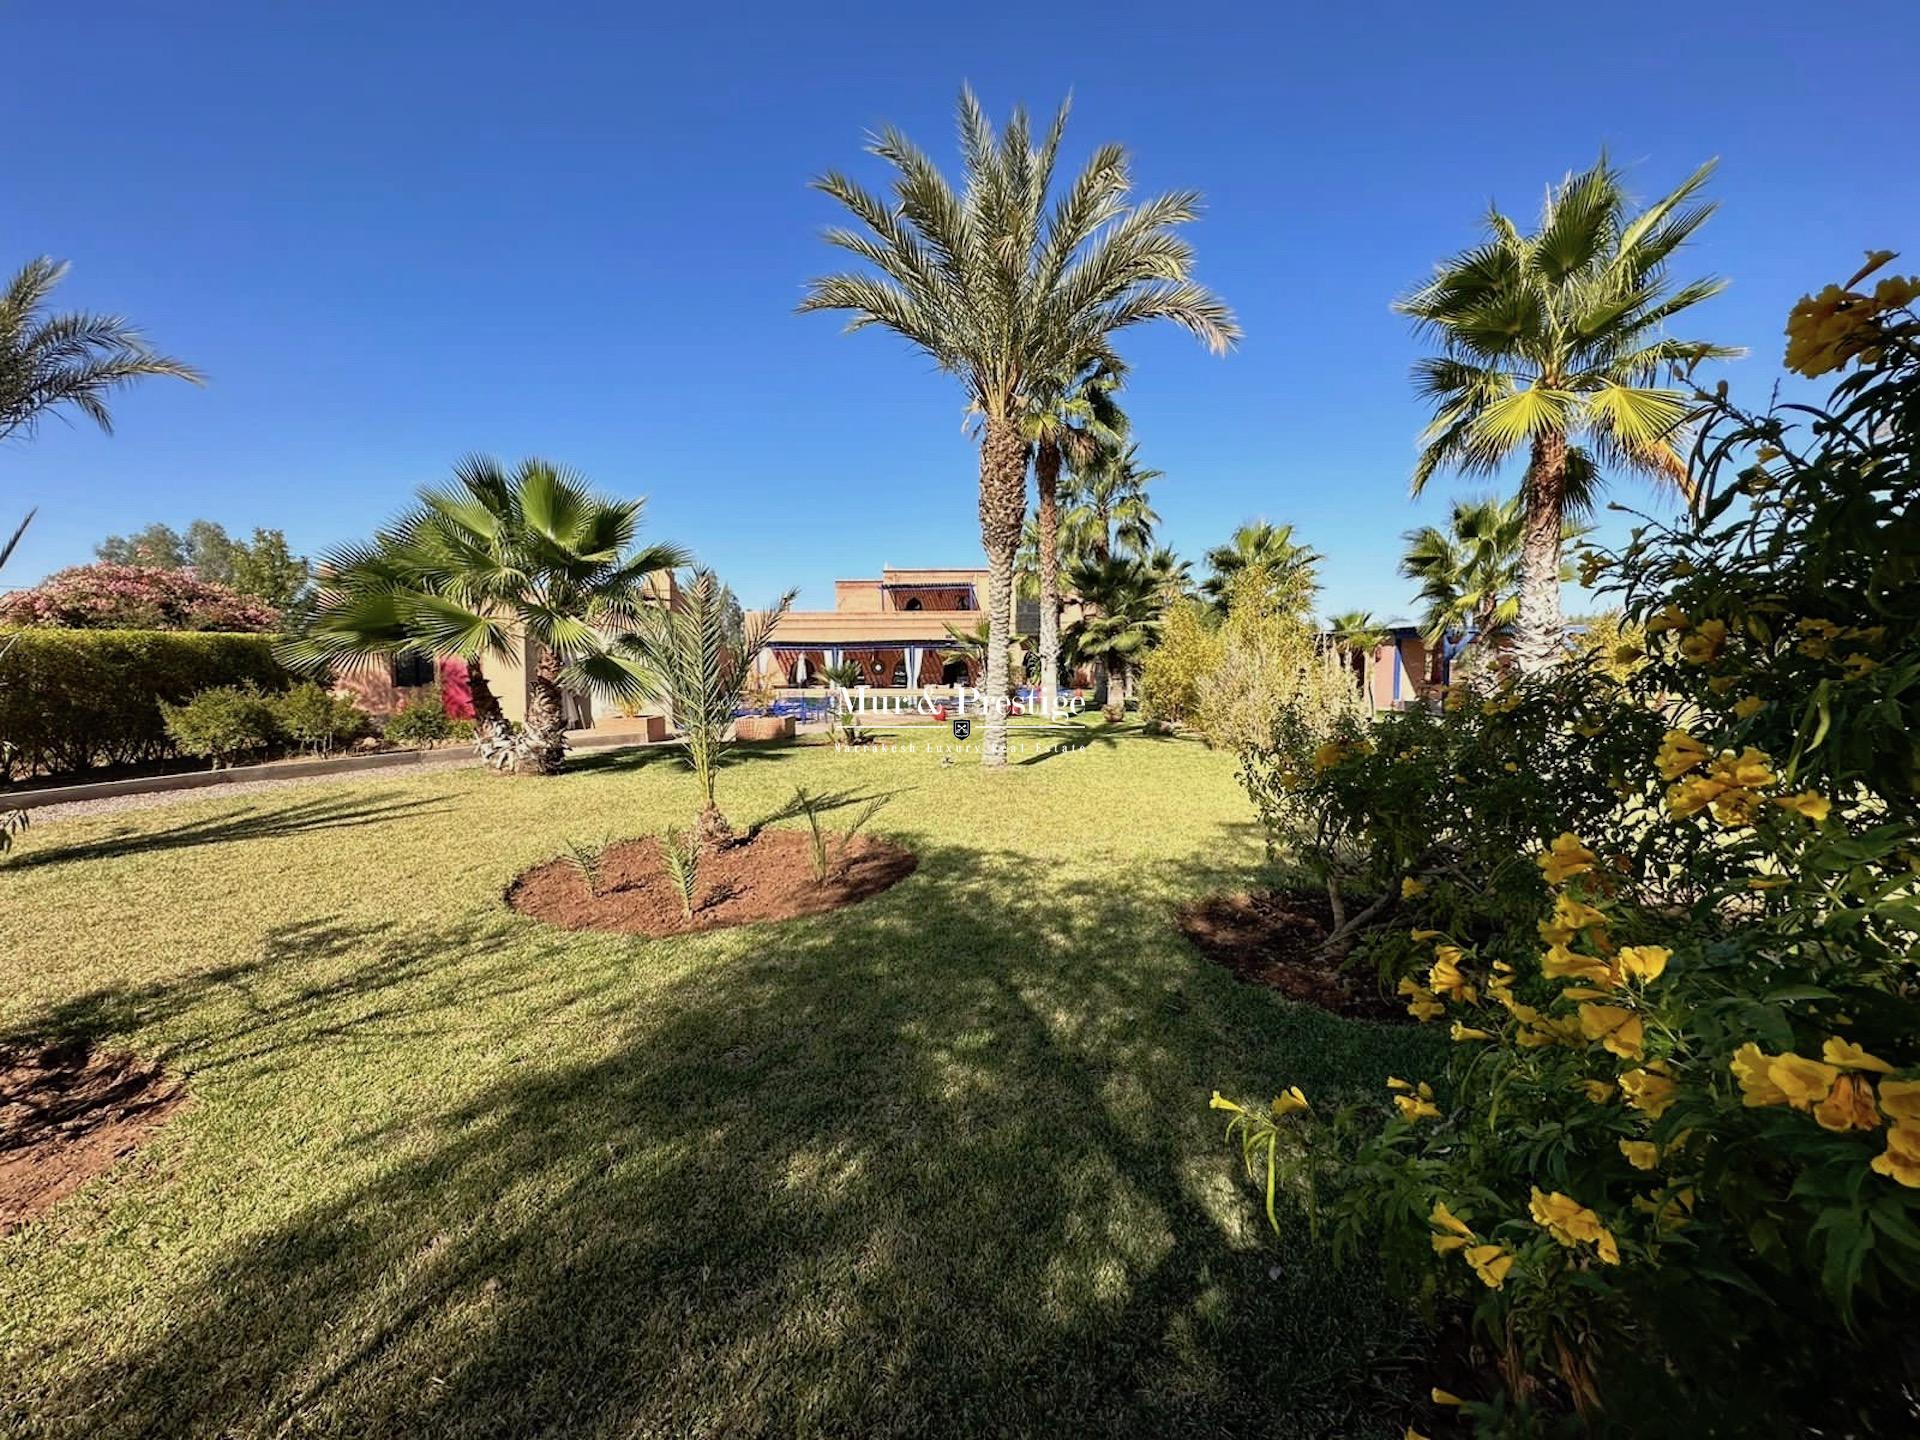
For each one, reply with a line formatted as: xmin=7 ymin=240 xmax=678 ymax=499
xmin=734 ymin=673 xmax=793 ymax=742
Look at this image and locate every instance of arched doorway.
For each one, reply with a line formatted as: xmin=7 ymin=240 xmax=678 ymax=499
xmin=941 ymin=657 xmax=971 ymax=687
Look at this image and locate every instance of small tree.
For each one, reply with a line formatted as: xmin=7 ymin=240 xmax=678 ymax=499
xmin=619 ymin=569 xmax=794 ymax=848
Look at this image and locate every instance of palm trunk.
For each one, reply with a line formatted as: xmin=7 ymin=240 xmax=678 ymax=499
xmin=1514 ymin=430 xmax=1568 ymax=674
xmin=978 ymin=416 xmax=1027 ymax=769
xmin=1035 ymin=439 xmax=1062 ymax=720
xmin=521 ymin=651 xmax=569 ymax=775
xmin=465 ymin=658 xmax=519 ymax=773
xmin=1104 ymin=656 xmax=1125 ymax=722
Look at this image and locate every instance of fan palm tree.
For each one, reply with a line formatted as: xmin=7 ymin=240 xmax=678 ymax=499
xmin=1397 ymin=156 xmax=1736 ymax=672
xmin=800 ymin=88 xmax=1237 ymax=766
xmin=1061 ymin=442 xmax=1161 ymax=565
xmin=1400 ymin=497 xmax=1524 ymax=648
xmin=1 ymin=257 xmax=201 ymax=443
xmin=285 ymin=457 xmax=687 ymax=776
xmin=1143 ymin=545 xmax=1193 ymax=609
xmin=938 ymin=617 xmax=1034 ymax=698
xmin=619 ymin=569 xmax=795 ymax=847
xmin=1200 ymin=521 xmax=1320 ymax=613
xmin=1065 ymin=553 xmax=1168 ymax=721
xmin=1022 ymin=357 xmax=1126 ymax=717
xmin=1400 ymin=496 xmax=1591 ymax=655
xmin=1325 ymin=609 xmax=1389 ymax=709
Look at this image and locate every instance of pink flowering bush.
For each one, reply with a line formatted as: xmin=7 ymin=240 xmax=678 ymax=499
xmin=0 ymin=563 xmax=280 ymax=632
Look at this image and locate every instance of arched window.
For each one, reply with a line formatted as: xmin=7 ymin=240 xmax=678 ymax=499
xmin=890 ymin=659 xmax=908 ymax=687
xmin=903 ymin=596 xmax=923 ymax=611
xmin=942 ymin=658 xmax=971 ymax=687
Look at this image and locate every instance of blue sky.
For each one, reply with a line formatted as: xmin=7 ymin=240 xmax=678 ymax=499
xmin=3 ymin=1 xmax=1914 ymax=618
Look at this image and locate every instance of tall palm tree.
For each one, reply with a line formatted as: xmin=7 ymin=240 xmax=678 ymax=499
xmin=1200 ymin=521 xmax=1320 ymax=612
xmin=619 ymin=569 xmax=795 ymax=848
xmin=1022 ymin=357 xmax=1125 ymax=717
xmin=1065 ymin=553 xmax=1168 ymax=721
xmin=800 ymin=88 xmax=1237 ymax=766
xmin=286 ymin=457 xmax=687 ymax=775
xmin=1 ymin=257 xmax=201 ymax=443
xmin=1397 ymin=156 xmax=1735 ymax=671
xmin=1061 ymin=442 xmax=1161 ymax=565
xmin=1325 ymin=609 xmax=1389 ymax=709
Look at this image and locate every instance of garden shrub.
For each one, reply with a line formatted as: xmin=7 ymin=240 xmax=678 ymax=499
xmin=1137 ymin=597 xmax=1223 ymax=729
xmin=382 ymin=685 xmax=454 ymax=745
xmin=1216 ymin=255 xmax=1920 ymax=1433
xmin=1187 ymin=568 xmax=1363 ymax=753
xmin=0 ymin=628 xmax=290 ymax=778
xmin=1566 ymin=610 xmax=1648 ymax=684
xmin=1240 ymin=669 xmax=1663 ymax=971
xmin=161 ymin=684 xmax=280 ymax=768
xmin=271 ymin=681 xmax=369 ymax=754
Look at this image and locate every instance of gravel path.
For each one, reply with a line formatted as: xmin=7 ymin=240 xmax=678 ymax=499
xmin=15 ymin=754 xmax=484 ymax=827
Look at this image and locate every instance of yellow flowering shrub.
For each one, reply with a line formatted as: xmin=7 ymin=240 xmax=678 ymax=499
xmin=1239 ymin=667 xmax=1664 ymax=971
xmin=1215 ymin=258 xmax=1920 ymax=1432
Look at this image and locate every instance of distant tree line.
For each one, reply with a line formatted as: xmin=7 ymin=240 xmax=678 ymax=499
xmin=94 ymin=519 xmax=312 ymax=611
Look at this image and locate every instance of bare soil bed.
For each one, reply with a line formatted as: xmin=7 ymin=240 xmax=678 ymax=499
xmin=1176 ymin=889 xmax=1408 ymax=1023
xmin=1 ymin=1044 xmax=184 ymax=1234
xmin=508 ymin=826 xmax=918 ymax=936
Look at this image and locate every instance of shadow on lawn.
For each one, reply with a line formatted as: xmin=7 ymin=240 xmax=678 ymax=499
xmin=0 ymin=914 xmax=595 ymax=1084
xmin=566 ymin=740 xmax=805 ymax=779
xmin=14 ymin=838 xmax=1438 ymax=1440
xmin=1016 ymin=717 xmax=1192 ymax=766
xmin=3 ymin=793 xmax=450 ymax=870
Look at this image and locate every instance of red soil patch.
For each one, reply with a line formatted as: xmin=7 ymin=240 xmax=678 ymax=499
xmin=1176 ymin=889 xmax=1408 ymax=1023
xmin=1 ymin=1044 xmax=184 ymax=1234
xmin=508 ymin=826 xmax=918 ymax=936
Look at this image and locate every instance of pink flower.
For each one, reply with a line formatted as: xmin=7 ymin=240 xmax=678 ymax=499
xmin=0 ymin=564 xmax=280 ymax=632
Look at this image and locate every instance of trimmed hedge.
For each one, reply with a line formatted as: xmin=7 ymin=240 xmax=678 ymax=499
xmin=0 ymin=628 xmax=293 ymax=780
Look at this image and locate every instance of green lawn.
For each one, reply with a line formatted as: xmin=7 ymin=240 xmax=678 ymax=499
xmin=0 ymin=723 xmax=1438 ymax=1439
